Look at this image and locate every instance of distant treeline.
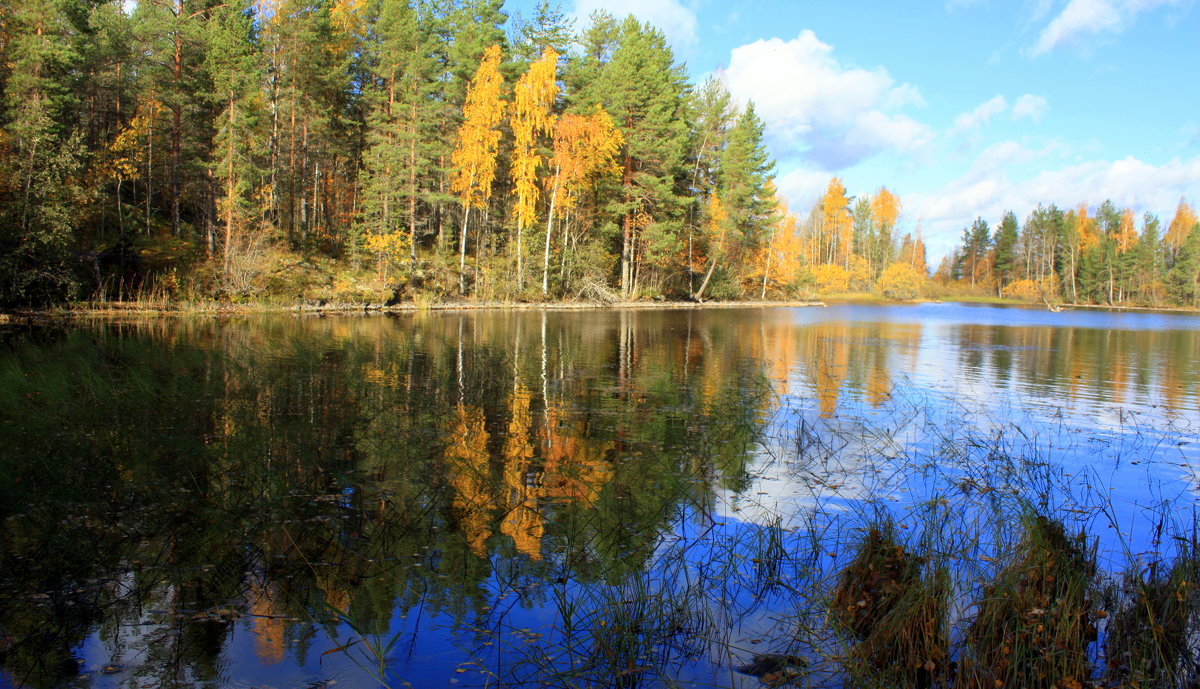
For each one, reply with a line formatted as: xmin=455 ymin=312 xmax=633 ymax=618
xmin=1 ymin=0 xmax=1195 ymax=308
xmin=935 ymin=200 xmax=1200 ymax=308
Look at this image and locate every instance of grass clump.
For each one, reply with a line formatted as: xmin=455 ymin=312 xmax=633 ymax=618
xmin=959 ymin=513 xmax=1099 ymax=689
xmin=830 ymin=522 xmax=950 ymax=688
xmin=1103 ymin=544 xmax=1200 ymax=688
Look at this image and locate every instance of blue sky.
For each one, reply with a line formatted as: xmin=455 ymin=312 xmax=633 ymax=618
xmin=504 ymin=0 xmax=1200 ymax=259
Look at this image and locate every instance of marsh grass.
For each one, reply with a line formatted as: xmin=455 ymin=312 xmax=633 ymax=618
xmin=829 ymin=521 xmax=950 ymax=689
xmin=957 ymin=513 xmax=1099 ymax=689
xmin=1101 ymin=521 xmax=1200 ymax=688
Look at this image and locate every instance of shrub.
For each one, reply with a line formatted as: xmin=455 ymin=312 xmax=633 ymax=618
xmin=875 ymin=262 xmax=924 ymax=300
xmin=812 ymin=263 xmax=850 ymax=293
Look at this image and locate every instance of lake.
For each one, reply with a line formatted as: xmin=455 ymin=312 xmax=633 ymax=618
xmin=1 ymin=303 xmax=1198 ymax=688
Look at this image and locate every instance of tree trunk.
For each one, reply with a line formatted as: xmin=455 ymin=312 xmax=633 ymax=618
xmin=459 ymin=206 xmax=470 ymax=295
xmin=223 ymin=91 xmax=235 ymax=280
xmin=542 ymin=167 xmax=560 ymax=296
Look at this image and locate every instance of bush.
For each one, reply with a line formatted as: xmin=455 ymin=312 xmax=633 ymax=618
xmin=811 ymin=263 xmax=850 ymax=294
xmin=875 ymin=262 xmax=924 ymax=300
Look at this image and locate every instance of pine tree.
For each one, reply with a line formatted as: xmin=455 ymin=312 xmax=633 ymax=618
xmin=510 ymin=0 xmax=573 ymax=65
xmin=1166 ymin=224 xmax=1200 ymax=306
xmin=1135 ymin=212 xmax=1163 ymax=302
xmin=360 ymin=0 xmax=442 ymax=277
xmin=719 ymin=103 xmax=775 ymax=253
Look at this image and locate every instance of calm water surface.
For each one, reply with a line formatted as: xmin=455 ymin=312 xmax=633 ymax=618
xmin=0 ymin=304 xmax=1197 ymax=688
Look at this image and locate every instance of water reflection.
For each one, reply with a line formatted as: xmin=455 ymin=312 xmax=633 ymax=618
xmin=0 ymin=305 xmax=1196 ymax=687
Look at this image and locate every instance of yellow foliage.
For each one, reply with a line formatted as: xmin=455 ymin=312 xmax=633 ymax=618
xmin=871 ymin=187 xmax=901 ymax=231
xmin=703 ymin=193 xmax=728 ymax=249
xmin=875 ymin=262 xmax=924 ymax=300
xmin=548 ymin=107 xmax=622 ymax=211
xmin=1076 ymin=203 xmax=1099 ymax=252
xmin=848 ymin=254 xmax=871 ymax=290
xmin=511 ymin=47 xmax=559 ymax=228
xmin=769 ymin=207 xmax=805 ymax=286
xmin=97 ymin=101 xmax=161 ymax=182
xmin=1167 ymin=198 xmax=1198 ymax=249
xmin=364 ymin=231 xmax=408 ymax=259
xmin=1002 ymin=275 xmax=1059 ymax=300
xmin=446 ymin=405 xmax=493 ymax=556
xmin=822 ymin=177 xmax=853 ymax=266
xmin=329 ymin=0 xmax=366 ymax=48
xmin=812 ymin=263 xmax=850 ymax=293
xmin=451 ymin=45 xmax=506 ymax=210
xmin=1114 ymin=209 xmax=1138 ymax=254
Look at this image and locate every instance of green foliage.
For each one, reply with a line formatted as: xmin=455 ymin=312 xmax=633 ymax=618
xmin=1166 ymin=223 xmax=1200 ymax=306
xmin=992 ymin=210 xmax=1019 ymax=292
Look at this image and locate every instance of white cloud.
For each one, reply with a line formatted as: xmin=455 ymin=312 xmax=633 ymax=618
xmin=775 ymin=167 xmax=834 ymax=208
xmin=572 ymin=0 xmax=698 ymax=52
xmin=1012 ymin=94 xmax=1049 ymax=121
xmin=953 ymin=96 xmax=1009 ymax=132
xmin=1032 ymin=0 xmax=1121 ymax=55
xmin=910 ymin=150 xmax=1200 ymax=258
xmin=1030 ymin=0 xmax=1188 ymax=55
xmin=719 ymin=30 xmax=931 ymax=170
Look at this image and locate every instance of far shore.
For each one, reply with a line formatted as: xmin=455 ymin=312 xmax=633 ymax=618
xmin=2 ymin=294 xmax=1198 ymax=322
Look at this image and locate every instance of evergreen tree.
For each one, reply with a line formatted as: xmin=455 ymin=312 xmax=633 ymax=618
xmin=587 ymin=17 xmax=691 ymax=298
xmin=0 ymin=0 xmax=85 ymax=303
xmin=720 ymin=102 xmax=774 ymax=243
xmin=204 ymin=0 xmax=266 ymax=283
xmin=562 ymin=9 xmax=619 ymax=109
xmin=131 ymin=0 xmax=214 ymax=238
xmin=1135 ymin=212 xmax=1163 ymax=301
xmin=510 ymin=0 xmax=572 ymax=65
xmin=1166 ymin=224 xmax=1200 ymax=306
xmin=360 ymin=0 xmax=443 ymax=276
xmin=992 ymin=210 xmax=1019 ymax=296
xmin=961 ymin=217 xmax=990 ymax=288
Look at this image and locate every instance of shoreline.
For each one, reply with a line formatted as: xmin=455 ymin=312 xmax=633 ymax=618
xmin=2 ymin=296 xmax=1197 ymax=322
xmin=0 ymin=298 xmax=829 ymax=320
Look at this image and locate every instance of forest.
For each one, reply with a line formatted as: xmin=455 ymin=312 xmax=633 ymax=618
xmin=0 ymin=0 xmax=1197 ymax=308
xmin=936 ymin=199 xmax=1200 ymax=308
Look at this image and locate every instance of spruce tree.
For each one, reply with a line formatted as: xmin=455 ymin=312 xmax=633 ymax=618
xmin=1167 ymin=223 xmax=1200 ymax=306
xmin=992 ymin=210 xmax=1019 ymax=296
xmin=587 ymin=16 xmax=691 ymax=298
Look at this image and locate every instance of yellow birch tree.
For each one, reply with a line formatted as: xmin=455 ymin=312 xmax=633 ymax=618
xmin=1167 ymin=198 xmax=1198 ymax=251
xmin=542 ymin=108 xmax=623 ymax=293
xmin=451 ymin=44 xmax=506 ymax=294
xmin=821 ymin=177 xmax=853 ymax=268
xmin=511 ymin=47 xmax=559 ymax=291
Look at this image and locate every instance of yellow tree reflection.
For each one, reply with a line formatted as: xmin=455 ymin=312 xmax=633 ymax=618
xmin=502 ymin=383 xmax=543 ymax=560
xmin=446 ymin=404 xmax=493 ymax=556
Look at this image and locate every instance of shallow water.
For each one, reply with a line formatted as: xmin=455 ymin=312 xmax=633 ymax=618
xmin=0 ymin=304 xmax=1197 ymax=688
